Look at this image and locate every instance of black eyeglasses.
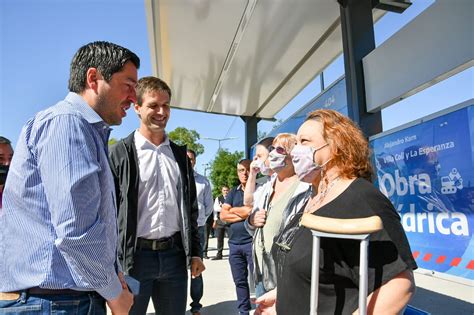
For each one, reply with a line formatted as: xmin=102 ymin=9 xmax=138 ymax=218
xmin=268 ymin=145 xmax=286 ymax=155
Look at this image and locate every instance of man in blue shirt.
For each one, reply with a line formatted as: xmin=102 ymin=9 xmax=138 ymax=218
xmin=220 ymin=159 xmax=254 ymax=315
xmin=0 ymin=41 xmax=139 ymax=315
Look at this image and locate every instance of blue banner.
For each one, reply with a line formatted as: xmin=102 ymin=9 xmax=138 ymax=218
xmin=370 ymin=104 xmax=474 ymax=280
xmin=267 ymin=77 xmax=347 ymax=138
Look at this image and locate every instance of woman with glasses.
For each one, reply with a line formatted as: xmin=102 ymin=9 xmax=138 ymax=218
xmin=245 ymin=133 xmax=310 ymax=298
xmin=255 ymin=110 xmax=417 ymax=315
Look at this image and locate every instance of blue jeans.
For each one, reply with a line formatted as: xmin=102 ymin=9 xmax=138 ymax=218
xmin=129 ymin=242 xmax=188 ymax=315
xmin=190 ymin=226 xmax=205 ymax=313
xmin=228 ymin=242 xmax=254 ymax=315
xmin=0 ymin=292 xmax=105 ymax=314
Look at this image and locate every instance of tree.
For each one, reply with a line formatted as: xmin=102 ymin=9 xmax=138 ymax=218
xmin=209 ymin=149 xmax=244 ymax=197
xmin=168 ymin=127 xmax=204 ymax=156
xmin=108 ymin=138 xmax=118 ymax=146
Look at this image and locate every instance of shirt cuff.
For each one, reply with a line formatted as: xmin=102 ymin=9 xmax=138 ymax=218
xmin=244 ymin=218 xmax=256 ymax=236
xmin=95 ymin=273 xmax=123 ymax=301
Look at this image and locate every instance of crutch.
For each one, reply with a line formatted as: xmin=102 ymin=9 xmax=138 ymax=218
xmin=300 ymin=213 xmax=383 ymax=315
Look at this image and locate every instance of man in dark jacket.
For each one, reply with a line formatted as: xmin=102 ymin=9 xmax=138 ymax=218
xmin=109 ymin=76 xmax=205 ymax=315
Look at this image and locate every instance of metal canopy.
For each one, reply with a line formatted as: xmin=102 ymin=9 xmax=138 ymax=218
xmin=145 ymin=0 xmax=384 ymax=120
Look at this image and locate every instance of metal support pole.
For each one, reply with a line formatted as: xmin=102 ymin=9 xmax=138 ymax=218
xmin=310 ymin=235 xmax=320 ymax=315
xmin=309 ymin=230 xmax=371 ymax=315
xmin=339 ymin=0 xmax=382 ymax=137
xmin=320 ymin=72 xmax=325 ymax=91
xmin=359 ymin=238 xmax=369 ymax=315
xmin=241 ymin=115 xmax=260 ymax=159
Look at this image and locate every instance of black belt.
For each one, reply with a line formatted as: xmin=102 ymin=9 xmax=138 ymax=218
xmin=28 ymin=287 xmax=97 ymax=296
xmin=137 ymin=232 xmax=181 ymax=251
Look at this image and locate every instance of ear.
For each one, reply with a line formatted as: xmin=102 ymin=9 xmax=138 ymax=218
xmin=134 ymin=103 xmax=141 ymax=117
xmin=86 ymin=68 xmax=100 ymax=93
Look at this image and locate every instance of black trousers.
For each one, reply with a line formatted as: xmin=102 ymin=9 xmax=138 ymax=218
xmin=203 ymin=221 xmax=212 ymax=256
xmin=214 ymin=223 xmax=226 ymax=257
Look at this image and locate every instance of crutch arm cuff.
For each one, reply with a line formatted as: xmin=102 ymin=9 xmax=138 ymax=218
xmin=300 ymin=213 xmax=383 ymax=235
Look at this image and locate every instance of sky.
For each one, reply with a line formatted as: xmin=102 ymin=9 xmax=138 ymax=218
xmin=1 ymin=0 xmax=473 ymax=176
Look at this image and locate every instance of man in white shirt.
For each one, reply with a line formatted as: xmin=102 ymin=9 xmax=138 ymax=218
xmin=109 ymin=76 xmax=205 ymax=315
xmin=186 ymin=149 xmax=213 ymax=315
xmin=211 ymin=185 xmax=230 ymax=260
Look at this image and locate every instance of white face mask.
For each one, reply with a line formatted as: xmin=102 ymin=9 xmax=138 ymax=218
xmin=251 ymin=158 xmax=271 ymax=176
xmin=291 ymin=143 xmax=331 ymax=183
xmin=268 ymin=150 xmax=287 ymax=173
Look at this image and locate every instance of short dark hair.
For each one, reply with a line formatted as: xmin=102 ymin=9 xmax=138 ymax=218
xmin=257 ymin=137 xmax=274 ymax=151
xmin=187 ymin=149 xmax=196 ymax=158
xmin=136 ymin=76 xmax=172 ymax=106
xmin=0 ymin=136 xmax=11 ymax=145
xmin=68 ymin=41 xmax=140 ymax=93
xmin=238 ymin=158 xmax=251 ymax=166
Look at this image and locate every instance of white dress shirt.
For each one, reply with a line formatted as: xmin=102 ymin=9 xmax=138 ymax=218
xmin=134 ymin=130 xmax=181 ymax=239
xmin=194 ymin=171 xmax=213 ymax=227
xmin=213 ymin=197 xmax=222 ymax=220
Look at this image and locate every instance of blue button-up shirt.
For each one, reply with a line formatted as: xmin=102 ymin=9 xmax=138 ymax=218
xmin=0 ymin=93 xmax=122 ymax=300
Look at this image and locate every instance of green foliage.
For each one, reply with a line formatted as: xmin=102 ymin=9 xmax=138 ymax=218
xmin=108 ymin=138 xmax=118 ymax=146
xmin=209 ymin=149 xmax=244 ymax=197
xmin=168 ymin=127 xmax=204 ymax=156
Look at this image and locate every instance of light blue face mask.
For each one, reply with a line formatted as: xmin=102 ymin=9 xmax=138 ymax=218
xmin=290 ymin=143 xmax=331 ymax=183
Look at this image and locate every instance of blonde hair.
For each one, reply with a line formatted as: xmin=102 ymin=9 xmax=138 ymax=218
xmin=273 ymin=133 xmax=297 ymax=154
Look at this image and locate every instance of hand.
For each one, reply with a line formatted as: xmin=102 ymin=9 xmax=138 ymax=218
xmin=250 ymin=208 xmax=267 ymax=227
xmin=254 ymin=289 xmax=277 ymax=315
xmin=212 ymin=220 xmax=217 ymax=229
xmin=191 ymin=257 xmax=206 ymax=278
xmin=250 ymin=158 xmax=261 ymax=177
xmin=117 ymin=272 xmax=128 ymax=290
xmin=106 ymin=287 xmax=134 ymax=315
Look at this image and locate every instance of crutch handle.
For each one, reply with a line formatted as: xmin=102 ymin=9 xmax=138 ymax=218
xmin=300 ymin=213 xmax=383 ymax=235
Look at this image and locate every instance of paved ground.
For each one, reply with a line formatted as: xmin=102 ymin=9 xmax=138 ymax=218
xmin=410 ymin=272 xmax=473 ymax=314
xmin=110 ymin=237 xmax=473 ymax=315
xmin=107 ymin=237 xmax=251 ymax=315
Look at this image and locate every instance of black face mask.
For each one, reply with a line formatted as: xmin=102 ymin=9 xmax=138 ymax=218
xmin=0 ymin=164 xmax=9 ymax=186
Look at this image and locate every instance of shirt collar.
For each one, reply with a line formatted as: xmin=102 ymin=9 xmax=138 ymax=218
xmin=194 ymin=171 xmax=205 ymax=181
xmin=134 ymin=130 xmax=170 ymax=150
xmin=65 ymin=92 xmax=105 ymax=125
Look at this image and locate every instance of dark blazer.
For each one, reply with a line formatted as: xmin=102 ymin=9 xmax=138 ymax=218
xmin=108 ymin=132 xmax=200 ymax=274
